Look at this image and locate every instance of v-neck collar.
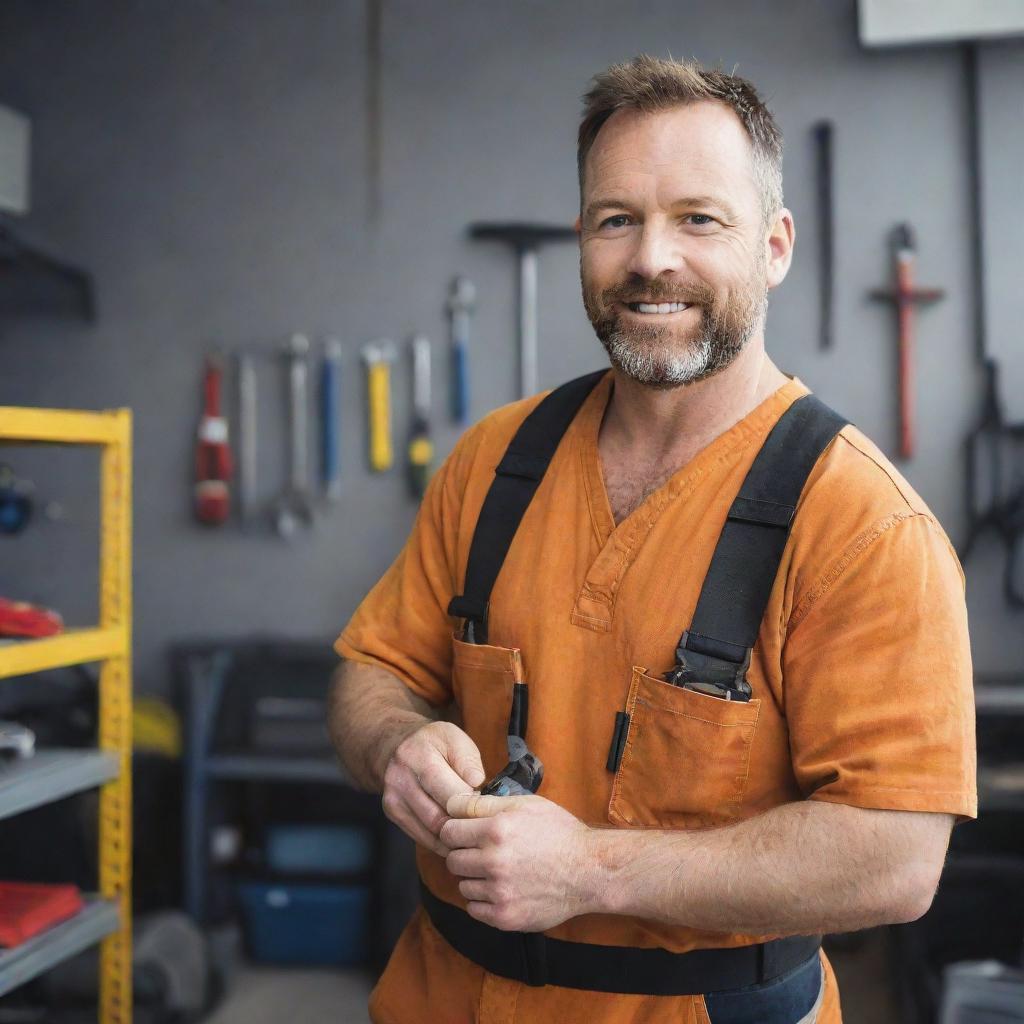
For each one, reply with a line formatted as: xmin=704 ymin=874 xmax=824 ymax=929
xmin=566 ymin=370 xmax=810 ymax=632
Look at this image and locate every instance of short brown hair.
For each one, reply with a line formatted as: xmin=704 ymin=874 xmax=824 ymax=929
xmin=577 ymin=55 xmax=784 ymax=225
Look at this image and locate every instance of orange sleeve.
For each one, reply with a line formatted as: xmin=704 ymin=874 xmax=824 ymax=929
xmin=783 ymin=512 xmax=977 ymax=821
xmin=333 ymin=425 xmax=482 ymax=707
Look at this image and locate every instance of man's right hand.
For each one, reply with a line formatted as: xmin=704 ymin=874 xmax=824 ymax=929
xmin=381 ymin=721 xmax=487 ymax=857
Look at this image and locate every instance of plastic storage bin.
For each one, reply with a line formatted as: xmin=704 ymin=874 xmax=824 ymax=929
xmin=236 ymin=882 xmax=370 ymax=966
xmin=265 ymin=824 xmax=372 ymax=875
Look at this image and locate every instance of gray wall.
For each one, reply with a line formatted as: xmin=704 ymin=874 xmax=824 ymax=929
xmin=0 ymin=0 xmax=1020 ymax=694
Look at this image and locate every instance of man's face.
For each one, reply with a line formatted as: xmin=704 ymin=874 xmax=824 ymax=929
xmin=578 ymin=102 xmax=772 ymax=389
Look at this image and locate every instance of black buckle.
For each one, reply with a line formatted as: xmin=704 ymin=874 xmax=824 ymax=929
xmin=519 ymin=932 xmax=548 ymax=987
xmin=663 ymin=631 xmax=753 ymax=702
xmin=448 ymin=595 xmax=489 ymax=644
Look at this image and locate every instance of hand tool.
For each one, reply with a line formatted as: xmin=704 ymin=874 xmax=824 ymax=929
xmin=447 ymin=277 xmax=475 ymax=424
xmin=236 ymin=351 xmax=258 ymax=527
xmin=478 ymin=735 xmax=544 ymax=797
xmin=869 ymin=223 xmax=945 ymax=459
xmin=469 ymin=222 xmax=577 ymax=398
xmin=408 ymin=334 xmax=434 ymax=498
xmin=321 ymin=337 xmax=342 ymax=502
xmin=194 ymin=355 xmax=232 ymax=526
xmin=959 ymin=358 xmax=1024 ymax=607
xmin=812 ymin=120 xmax=834 ymax=351
xmin=271 ymin=334 xmax=315 ymax=539
xmin=0 ymin=464 xmax=33 ymax=535
xmin=362 ymin=341 xmax=395 ymax=472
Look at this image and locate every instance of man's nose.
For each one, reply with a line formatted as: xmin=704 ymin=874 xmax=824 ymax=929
xmin=624 ymin=221 xmax=685 ymax=281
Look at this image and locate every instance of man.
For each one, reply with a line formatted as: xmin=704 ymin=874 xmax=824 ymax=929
xmin=330 ymin=55 xmax=976 ymax=1024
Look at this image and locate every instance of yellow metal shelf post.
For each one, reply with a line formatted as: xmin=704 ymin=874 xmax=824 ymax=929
xmin=98 ymin=410 xmax=132 ymax=1024
xmin=0 ymin=405 xmax=133 ymax=1024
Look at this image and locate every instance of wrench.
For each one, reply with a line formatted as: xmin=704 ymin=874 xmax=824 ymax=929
xmin=272 ymin=333 xmax=315 ymax=538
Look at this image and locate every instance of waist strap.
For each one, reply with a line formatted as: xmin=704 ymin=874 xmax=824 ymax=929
xmin=420 ymin=881 xmax=821 ymax=995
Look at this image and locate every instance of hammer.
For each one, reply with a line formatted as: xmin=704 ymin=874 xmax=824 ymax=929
xmin=469 ymin=222 xmax=577 ymax=398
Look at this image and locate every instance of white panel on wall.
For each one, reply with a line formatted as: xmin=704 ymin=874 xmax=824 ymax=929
xmin=860 ymin=0 xmax=1024 ymax=47
xmin=0 ymin=103 xmax=30 ymax=214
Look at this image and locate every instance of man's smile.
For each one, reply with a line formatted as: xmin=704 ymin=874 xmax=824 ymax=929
xmin=620 ymin=301 xmax=694 ymax=316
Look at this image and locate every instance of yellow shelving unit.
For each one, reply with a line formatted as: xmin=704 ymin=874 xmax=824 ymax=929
xmin=0 ymin=406 xmax=132 ymax=1024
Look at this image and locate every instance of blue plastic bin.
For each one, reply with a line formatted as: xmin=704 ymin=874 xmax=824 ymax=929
xmin=236 ymin=882 xmax=370 ymax=966
xmin=265 ymin=824 xmax=372 ymax=875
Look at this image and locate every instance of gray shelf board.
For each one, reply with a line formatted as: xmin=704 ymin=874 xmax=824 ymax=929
xmin=0 ymin=896 xmax=119 ymax=998
xmin=975 ymin=684 xmax=1024 ymax=714
xmin=0 ymin=749 xmax=119 ymax=821
xmin=204 ymin=754 xmax=348 ymax=784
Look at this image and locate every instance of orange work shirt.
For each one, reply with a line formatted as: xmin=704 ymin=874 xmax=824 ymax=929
xmin=336 ymin=371 xmax=977 ymax=1024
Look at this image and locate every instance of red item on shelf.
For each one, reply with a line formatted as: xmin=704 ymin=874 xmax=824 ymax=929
xmin=0 ymin=882 xmax=84 ymax=947
xmin=0 ymin=598 xmax=64 ymax=639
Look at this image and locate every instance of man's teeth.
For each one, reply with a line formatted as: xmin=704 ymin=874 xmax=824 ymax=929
xmin=632 ymin=302 xmax=690 ymax=313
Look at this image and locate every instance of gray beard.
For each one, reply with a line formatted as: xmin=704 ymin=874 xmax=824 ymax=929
xmin=583 ymin=268 xmax=769 ymax=390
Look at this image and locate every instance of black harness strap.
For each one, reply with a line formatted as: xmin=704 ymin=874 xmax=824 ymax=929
xmin=447 ymin=369 xmax=607 ymax=644
xmin=670 ymin=395 xmax=847 ymax=697
xmin=421 ymin=880 xmax=820 ymax=994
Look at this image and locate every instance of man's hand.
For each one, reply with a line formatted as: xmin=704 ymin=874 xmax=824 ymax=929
xmin=441 ymin=792 xmax=594 ymax=932
xmin=382 ymin=721 xmax=487 ymax=858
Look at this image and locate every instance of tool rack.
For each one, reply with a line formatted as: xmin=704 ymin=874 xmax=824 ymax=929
xmin=0 ymin=406 xmax=132 ymax=1023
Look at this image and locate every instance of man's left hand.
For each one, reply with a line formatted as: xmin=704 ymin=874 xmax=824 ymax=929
xmin=441 ymin=792 xmax=596 ymax=932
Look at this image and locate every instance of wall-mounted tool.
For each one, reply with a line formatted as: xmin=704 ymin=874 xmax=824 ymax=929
xmin=362 ymin=341 xmax=395 ymax=472
xmin=236 ymin=351 xmax=258 ymax=528
xmin=469 ymin=222 xmax=577 ymax=399
xmin=812 ymin=120 xmax=835 ymax=351
xmin=447 ymin=277 xmax=475 ymax=425
xmin=321 ymin=338 xmax=343 ymax=502
xmin=194 ymin=355 xmax=232 ymax=526
xmin=960 ymin=358 xmax=1024 ymax=608
xmin=0 ymin=464 xmax=33 ymax=535
xmin=408 ymin=334 xmax=434 ymax=499
xmin=271 ymin=334 xmax=315 ymax=539
xmin=869 ymin=224 xmax=945 ymax=459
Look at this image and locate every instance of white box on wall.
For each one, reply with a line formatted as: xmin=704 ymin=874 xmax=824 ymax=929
xmin=860 ymin=0 xmax=1024 ymax=47
xmin=0 ymin=104 xmax=30 ymax=215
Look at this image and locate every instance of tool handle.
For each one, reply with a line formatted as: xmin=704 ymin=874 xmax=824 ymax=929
xmin=290 ymin=348 xmax=309 ymax=488
xmin=368 ymin=360 xmax=393 ymax=472
xmin=452 ymin=333 xmax=469 ymax=425
xmin=204 ymin=357 xmax=224 ymax=416
xmin=322 ymin=345 xmax=341 ymax=500
xmin=407 ymin=430 xmax=433 ymax=499
xmin=237 ymin=353 xmax=257 ymax=524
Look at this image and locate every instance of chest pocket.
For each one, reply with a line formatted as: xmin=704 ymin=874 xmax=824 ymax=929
xmin=450 ymin=633 xmax=521 ymax=780
xmin=609 ymin=667 xmax=761 ymax=830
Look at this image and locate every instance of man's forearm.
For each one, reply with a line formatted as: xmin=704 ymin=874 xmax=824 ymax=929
xmin=327 ymin=659 xmax=437 ymax=792
xmin=582 ymin=800 xmax=951 ymax=936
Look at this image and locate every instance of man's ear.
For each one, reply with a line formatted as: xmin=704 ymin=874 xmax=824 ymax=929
xmin=765 ymin=208 xmax=795 ymax=289
xmin=573 ymin=215 xmax=582 ymax=234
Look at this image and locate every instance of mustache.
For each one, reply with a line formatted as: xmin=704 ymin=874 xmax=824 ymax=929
xmin=604 ymin=281 xmax=716 ymax=305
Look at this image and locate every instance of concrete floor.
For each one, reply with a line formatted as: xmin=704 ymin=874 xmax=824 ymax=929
xmin=202 ymin=929 xmax=902 ymax=1024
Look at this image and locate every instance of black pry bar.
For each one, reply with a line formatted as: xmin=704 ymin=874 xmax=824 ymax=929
xmin=813 ymin=120 xmax=834 ymax=351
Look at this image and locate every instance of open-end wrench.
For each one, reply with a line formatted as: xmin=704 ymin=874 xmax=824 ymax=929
xmin=271 ymin=333 xmax=315 ymax=538
xmin=237 ymin=350 xmax=258 ymax=528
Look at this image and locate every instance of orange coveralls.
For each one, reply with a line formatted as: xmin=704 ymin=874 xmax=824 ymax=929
xmin=336 ymin=372 xmax=977 ymax=1024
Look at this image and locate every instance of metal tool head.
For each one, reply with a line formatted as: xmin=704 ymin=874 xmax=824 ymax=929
xmin=362 ymin=340 xmax=396 ymax=365
xmin=469 ymin=222 xmax=578 ymax=250
xmin=478 ymin=734 xmax=544 ymax=797
xmin=447 ymin=276 xmax=476 ymax=315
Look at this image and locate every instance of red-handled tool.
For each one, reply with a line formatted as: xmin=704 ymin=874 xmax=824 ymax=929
xmin=194 ymin=355 xmax=232 ymax=525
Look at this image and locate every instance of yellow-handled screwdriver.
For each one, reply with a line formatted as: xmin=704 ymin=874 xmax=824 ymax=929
xmin=362 ymin=341 xmax=395 ymax=473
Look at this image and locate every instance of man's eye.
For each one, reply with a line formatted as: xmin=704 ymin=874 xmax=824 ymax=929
xmin=599 ymin=215 xmax=630 ymax=229
xmin=687 ymin=214 xmax=715 ymax=226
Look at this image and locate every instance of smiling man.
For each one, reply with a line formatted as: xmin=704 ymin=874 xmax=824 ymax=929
xmin=330 ymin=56 xmax=976 ymax=1024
